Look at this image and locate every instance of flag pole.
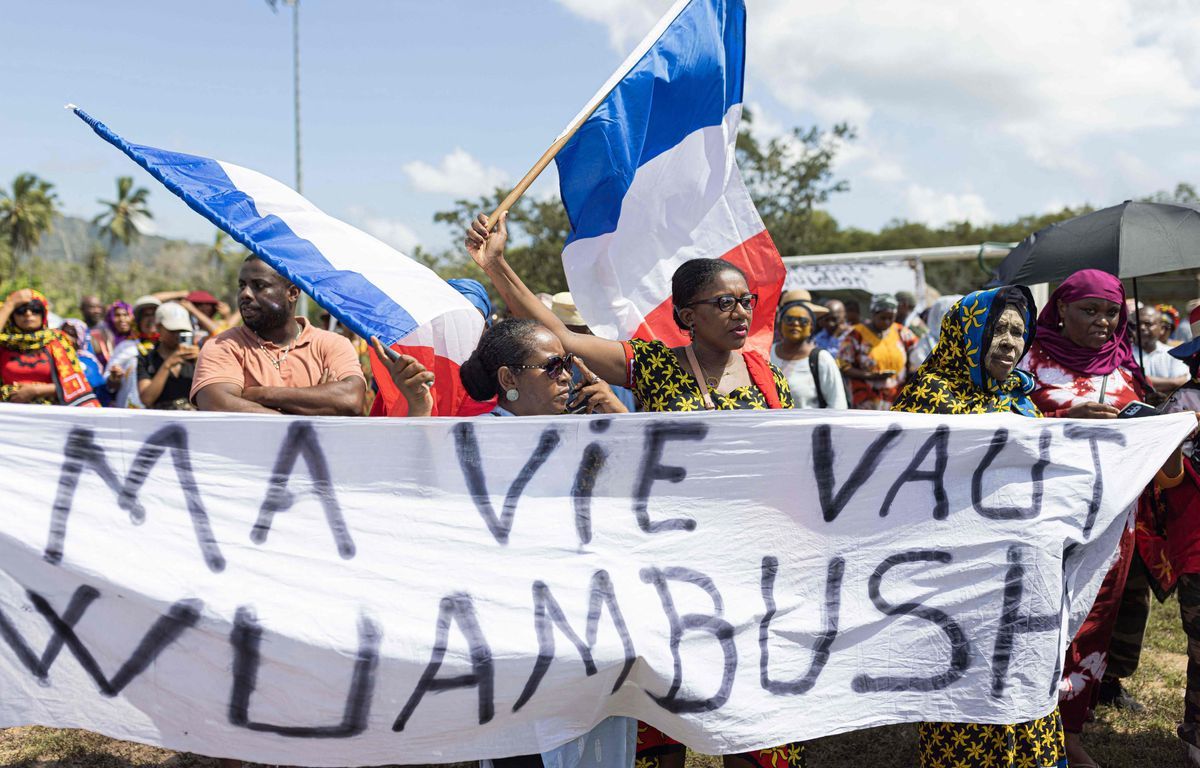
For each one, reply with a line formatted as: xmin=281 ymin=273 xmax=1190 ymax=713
xmin=485 ymin=0 xmax=694 ymax=229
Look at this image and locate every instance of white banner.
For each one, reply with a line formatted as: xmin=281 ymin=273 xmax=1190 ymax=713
xmin=0 ymin=404 xmax=1188 ymax=765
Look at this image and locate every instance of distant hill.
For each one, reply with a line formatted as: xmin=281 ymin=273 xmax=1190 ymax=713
xmin=31 ymin=214 xmax=208 ymax=265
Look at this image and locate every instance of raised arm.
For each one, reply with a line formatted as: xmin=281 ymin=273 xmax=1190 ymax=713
xmin=467 ymin=213 xmax=629 ymax=386
xmin=0 ymin=289 xmax=34 ymax=332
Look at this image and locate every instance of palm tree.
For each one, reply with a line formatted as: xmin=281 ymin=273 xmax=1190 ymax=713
xmin=0 ymin=173 xmax=59 ymax=281
xmin=93 ymin=176 xmax=152 ymax=251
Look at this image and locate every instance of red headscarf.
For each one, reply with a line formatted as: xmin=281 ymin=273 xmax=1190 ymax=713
xmin=1035 ymin=269 xmax=1147 ymax=385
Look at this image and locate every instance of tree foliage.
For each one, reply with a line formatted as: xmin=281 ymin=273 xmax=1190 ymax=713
xmin=93 ymin=176 xmax=152 ymax=250
xmin=0 ymin=173 xmax=59 ymax=282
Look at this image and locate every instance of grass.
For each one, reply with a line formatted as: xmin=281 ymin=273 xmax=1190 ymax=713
xmin=0 ymin=596 xmax=1189 ymax=768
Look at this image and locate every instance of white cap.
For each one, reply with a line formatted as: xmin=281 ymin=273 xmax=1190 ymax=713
xmin=132 ymin=294 xmax=162 ymax=312
xmin=155 ymin=302 xmax=192 ymax=332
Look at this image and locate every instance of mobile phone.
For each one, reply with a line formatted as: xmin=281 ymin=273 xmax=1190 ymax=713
xmin=566 ymin=388 xmax=592 ymax=414
xmin=178 ymin=331 xmax=194 ymax=346
xmin=1118 ymin=401 xmax=1160 ymax=419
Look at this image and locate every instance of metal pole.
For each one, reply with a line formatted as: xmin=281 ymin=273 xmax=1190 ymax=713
xmin=291 ymin=0 xmax=310 ymax=318
xmin=293 ymin=0 xmax=301 ymax=195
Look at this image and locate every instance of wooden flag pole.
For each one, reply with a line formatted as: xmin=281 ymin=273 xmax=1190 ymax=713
xmin=485 ymin=125 xmax=590 ymax=230
xmin=485 ymin=0 xmax=694 ymax=230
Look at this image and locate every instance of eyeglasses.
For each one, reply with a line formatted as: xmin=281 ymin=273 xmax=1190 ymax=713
xmin=688 ymin=293 xmax=758 ymax=313
xmin=505 ymin=352 xmax=576 ymax=379
xmin=780 ymin=315 xmax=811 ymax=326
xmin=13 ymin=303 xmax=44 ymax=316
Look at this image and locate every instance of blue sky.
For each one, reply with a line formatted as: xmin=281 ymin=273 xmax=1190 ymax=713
xmin=5 ymin=0 xmax=1200 ymax=256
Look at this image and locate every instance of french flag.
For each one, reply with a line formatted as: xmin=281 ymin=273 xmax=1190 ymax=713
xmin=555 ymin=0 xmax=783 ymax=355
xmin=72 ymin=108 xmax=486 ymax=417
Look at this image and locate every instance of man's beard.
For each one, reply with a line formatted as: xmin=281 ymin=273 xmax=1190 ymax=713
xmin=244 ymin=301 xmax=292 ymax=334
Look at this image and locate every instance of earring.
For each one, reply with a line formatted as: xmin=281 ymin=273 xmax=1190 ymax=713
xmin=687 ymin=325 xmax=695 ymax=339
xmin=505 ymin=388 xmax=519 ymax=402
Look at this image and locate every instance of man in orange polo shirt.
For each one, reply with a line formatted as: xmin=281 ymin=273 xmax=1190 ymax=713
xmin=191 ymin=256 xmax=366 ymax=416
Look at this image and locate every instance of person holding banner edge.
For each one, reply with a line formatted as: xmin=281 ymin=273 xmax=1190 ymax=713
xmin=1026 ymin=269 xmax=1154 ymax=768
xmin=465 ymin=213 xmax=803 ymax=768
xmin=892 ymin=285 xmax=1067 ymax=768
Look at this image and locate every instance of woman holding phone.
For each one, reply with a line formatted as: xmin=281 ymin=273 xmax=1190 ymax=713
xmin=1026 ymin=269 xmax=1152 ymax=768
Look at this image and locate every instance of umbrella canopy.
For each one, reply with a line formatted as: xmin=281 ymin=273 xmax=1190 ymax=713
xmin=993 ymin=200 xmax=1200 ymax=285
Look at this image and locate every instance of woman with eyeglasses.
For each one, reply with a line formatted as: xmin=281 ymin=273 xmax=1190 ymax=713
xmin=771 ymin=298 xmax=846 ymax=409
xmin=837 ymin=293 xmax=918 ymax=410
xmin=465 ymin=214 xmax=802 ymax=768
xmin=0 ymin=289 xmax=99 ymax=407
xmin=465 ymin=213 xmax=794 ymax=416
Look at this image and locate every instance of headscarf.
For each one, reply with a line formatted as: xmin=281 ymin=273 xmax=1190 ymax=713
xmin=892 ymin=286 xmax=1039 ymax=417
xmin=104 ymin=301 xmax=134 ymax=345
xmin=1034 ymin=268 xmax=1146 ymax=384
xmin=870 ymin=293 xmax=899 ymax=313
xmin=1158 ymin=304 xmax=1181 ymax=331
xmin=448 ymin=279 xmax=493 ymax=327
xmin=0 ymin=290 xmax=98 ymax=407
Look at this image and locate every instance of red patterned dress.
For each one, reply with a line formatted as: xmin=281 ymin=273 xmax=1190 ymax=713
xmin=1026 ymin=342 xmax=1145 ymax=735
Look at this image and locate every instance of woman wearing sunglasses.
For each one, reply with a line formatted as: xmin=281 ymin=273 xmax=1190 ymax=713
xmin=771 ymin=298 xmax=847 ymax=410
xmin=0 ymin=289 xmax=99 ymax=407
xmin=466 ymin=214 xmax=802 ymax=768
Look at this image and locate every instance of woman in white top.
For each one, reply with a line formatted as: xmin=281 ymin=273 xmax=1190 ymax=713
xmin=769 ymin=299 xmax=847 ymax=409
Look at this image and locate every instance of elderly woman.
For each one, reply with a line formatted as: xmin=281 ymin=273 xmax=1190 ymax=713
xmin=0 ymin=289 xmax=99 ymax=407
xmin=893 ymin=286 xmax=1066 ymax=768
xmin=771 ymin=298 xmax=846 ymax=409
xmin=463 ymin=213 xmax=801 ymax=768
xmin=375 ymin=318 xmax=631 ymax=768
xmin=838 ymin=293 xmax=918 ymax=410
xmin=1024 ymin=269 xmax=1151 ymax=768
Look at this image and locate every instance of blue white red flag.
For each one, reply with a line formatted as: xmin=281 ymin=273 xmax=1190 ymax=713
xmin=554 ymin=0 xmax=783 ymax=354
xmin=72 ymin=107 xmax=486 ymax=416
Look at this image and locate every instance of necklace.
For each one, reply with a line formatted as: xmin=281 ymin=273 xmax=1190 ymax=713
xmin=691 ymin=346 xmax=730 ymax=388
xmin=254 ymin=325 xmax=301 ymax=370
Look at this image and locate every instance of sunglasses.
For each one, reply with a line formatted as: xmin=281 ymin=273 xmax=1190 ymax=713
xmin=688 ymin=293 xmax=758 ymax=313
xmin=14 ymin=303 xmax=45 ymax=316
xmin=506 ymin=352 xmax=576 ymax=379
xmin=780 ymin=315 xmax=812 ymax=326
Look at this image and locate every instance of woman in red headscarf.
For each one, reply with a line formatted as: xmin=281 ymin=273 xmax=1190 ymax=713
xmin=1025 ymin=269 xmax=1150 ymax=767
xmin=0 ymin=289 xmax=99 ymax=407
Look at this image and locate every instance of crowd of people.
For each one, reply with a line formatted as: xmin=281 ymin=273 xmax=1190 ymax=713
xmin=4 ymin=212 xmax=1200 ymax=768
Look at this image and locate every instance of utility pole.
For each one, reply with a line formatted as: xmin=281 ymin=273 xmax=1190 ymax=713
xmin=267 ymin=0 xmax=309 ymax=318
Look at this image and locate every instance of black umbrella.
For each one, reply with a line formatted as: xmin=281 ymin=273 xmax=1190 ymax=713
xmin=992 ymin=199 xmax=1200 ymax=382
xmin=993 ymin=200 xmax=1200 ymax=285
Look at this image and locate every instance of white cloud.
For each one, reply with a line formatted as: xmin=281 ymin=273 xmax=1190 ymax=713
xmin=402 ymin=148 xmax=508 ymax=197
xmin=553 ymin=0 xmax=672 ymax=51
xmin=904 ymin=185 xmax=992 ymax=227
xmin=345 ymin=206 xmax=420 ymax=253
xmin=555 ymin=0 xmax=1200 ymax=171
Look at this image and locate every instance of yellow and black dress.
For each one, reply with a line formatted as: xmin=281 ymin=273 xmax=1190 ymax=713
xmin=621 ymin=338 xmax=802 ymax=768
xmin=893 ymin=286 xmax=1066 ymax=768
xmin=621 ymin=338 xmax=794 ymax=412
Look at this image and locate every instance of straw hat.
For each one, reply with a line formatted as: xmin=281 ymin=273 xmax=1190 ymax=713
xmin=551 ymin=292 xmax=586 ymax=327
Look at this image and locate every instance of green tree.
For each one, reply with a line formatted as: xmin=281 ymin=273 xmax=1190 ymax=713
xmin=93 ymin=176 xmax=153 ymax=251
xmin=85 ymin=241 xmax=111 ymax=295
xmin=0 ymin=173 xmax=60 ymax=282
xmin=736 ymin=111 xmax=856 ymax=256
